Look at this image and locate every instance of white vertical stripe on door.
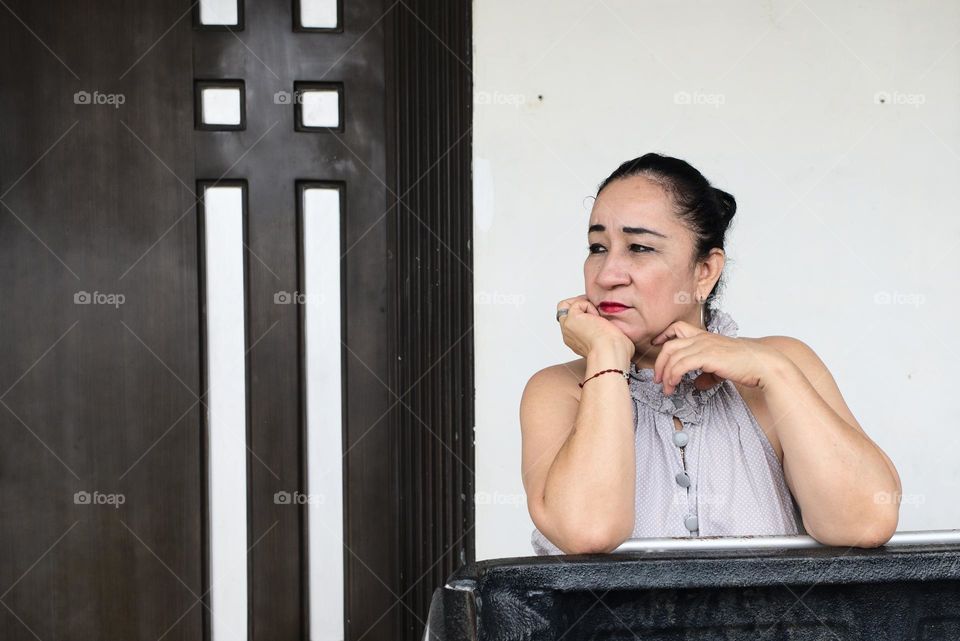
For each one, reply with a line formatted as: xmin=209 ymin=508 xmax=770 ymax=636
xmin=302 ymin=185 xmax=345 ymax=641
xmin=202 ymin=184 xmax=249 ymax=641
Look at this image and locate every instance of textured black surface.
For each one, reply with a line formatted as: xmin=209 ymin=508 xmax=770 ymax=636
xmin=387 ymin=1 xmax=476 ymax=639
xmin=425 ymin=544 xmax=960 ymax=640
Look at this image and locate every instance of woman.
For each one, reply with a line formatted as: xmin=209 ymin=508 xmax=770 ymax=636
xmin=520 ymin=153 xmax=902 ymax=555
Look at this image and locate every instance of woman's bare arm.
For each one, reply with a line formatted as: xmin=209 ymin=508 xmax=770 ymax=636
xmin=759 ymin=336 xmax=901 ymax=547
xmin=520 ymin=340 xmax=636 ymax=554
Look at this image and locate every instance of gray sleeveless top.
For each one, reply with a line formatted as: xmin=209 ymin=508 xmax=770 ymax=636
xmin=531 ymin=308 xmax=805 ymax=555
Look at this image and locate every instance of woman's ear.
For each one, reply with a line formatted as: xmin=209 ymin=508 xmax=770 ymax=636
xmin=698 ymin=248 xmax=725 ymax=292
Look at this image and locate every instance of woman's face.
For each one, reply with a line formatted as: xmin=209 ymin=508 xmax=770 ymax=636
xmin=584 ymin=175 xmax=714 ymax=362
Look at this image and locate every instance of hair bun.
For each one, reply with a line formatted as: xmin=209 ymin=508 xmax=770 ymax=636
xmin=713 ymin=187 xmax=737 ymax=221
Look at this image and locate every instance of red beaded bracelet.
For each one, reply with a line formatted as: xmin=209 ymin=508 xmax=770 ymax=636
xmin=578 ymin=368 xmax=629 ymax=388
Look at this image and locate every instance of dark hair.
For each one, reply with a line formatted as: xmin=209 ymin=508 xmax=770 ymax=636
xmin=595 ymin=152 xmax=737 ymax=328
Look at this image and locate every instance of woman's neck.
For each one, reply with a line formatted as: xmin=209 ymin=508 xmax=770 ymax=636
xmin=630 ymin=313 xmax=706 ymax=371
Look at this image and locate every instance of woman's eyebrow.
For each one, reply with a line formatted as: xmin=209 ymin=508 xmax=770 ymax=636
xmin=588 ymin=223 xmax=668 ymax=239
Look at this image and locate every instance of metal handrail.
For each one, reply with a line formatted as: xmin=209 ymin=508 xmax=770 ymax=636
xmin=613 ymin=529 xmax=960 ymax=552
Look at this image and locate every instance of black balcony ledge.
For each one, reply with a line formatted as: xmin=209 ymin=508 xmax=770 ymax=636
xmin=423 ymin=530 xmax=960 ymax=641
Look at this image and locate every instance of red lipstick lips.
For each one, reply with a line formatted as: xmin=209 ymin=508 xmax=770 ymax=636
xmin=598 ymin=301 xmax=630 ymax=314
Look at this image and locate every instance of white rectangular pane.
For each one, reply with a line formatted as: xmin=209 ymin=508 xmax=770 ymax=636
xmin=300 ymin=0 xmax=338 ymax=29
xmin=301 ymin=90 xmax=340 ymax=128
xmin=303 ymin=186 xmax=344 ymax=641
xmin=199 ymin=0 xmax=239 ymax=25
xmin=201 ymin=87 xmax=242 ymax=126
xmin=202 ymin=184 xmax=248 ymax=641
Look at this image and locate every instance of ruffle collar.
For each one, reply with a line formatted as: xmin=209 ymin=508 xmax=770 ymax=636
xmin=627 ymin=308 xmax=739 ymax=425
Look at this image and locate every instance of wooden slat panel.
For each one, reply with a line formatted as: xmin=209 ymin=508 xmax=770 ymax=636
xmin=387 ymin=1 xmax=475 ymax=639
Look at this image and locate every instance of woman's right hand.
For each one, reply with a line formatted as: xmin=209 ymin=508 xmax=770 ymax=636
xmin=556 ymin=295 xmax=636 ymax=361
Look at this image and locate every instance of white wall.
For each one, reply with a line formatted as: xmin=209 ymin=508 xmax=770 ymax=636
xmin=473 ymin=0 xmax=960 ymax=561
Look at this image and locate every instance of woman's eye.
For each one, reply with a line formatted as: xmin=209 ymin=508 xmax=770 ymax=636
xmin=588 ymin=243 xmax=654 ymax=254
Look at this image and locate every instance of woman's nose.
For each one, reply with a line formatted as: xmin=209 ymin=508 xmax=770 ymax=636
xmin=595 ymin=256 xmax=630 ymax=288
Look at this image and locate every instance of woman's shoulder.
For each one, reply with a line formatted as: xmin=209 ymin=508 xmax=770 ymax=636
xmin=730 ymin=334 xmax=818 ymax=465
xmin=753 ymin=334 xmax=806 ymax=353
xmin=519 ymin=358 xmax=588 ymax=445
xmin=523 ymin=358 xmax=588 ymax=402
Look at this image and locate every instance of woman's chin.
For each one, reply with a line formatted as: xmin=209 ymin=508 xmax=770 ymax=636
xmin=605 ymin=323 xmax=644 ymax=344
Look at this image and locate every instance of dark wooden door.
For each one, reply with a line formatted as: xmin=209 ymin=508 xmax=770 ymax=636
xmin=0 ymin=1 xmax=473 ymax=640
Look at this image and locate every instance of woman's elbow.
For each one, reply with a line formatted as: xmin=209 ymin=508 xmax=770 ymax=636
xmin=838 ymin=523 xmax=896 ymax=549
xmin=804 ymin=508 xmax=898 ymax=549
xmin=529 ymin=496 xmax=634 ymax=554
xmin=859 ymin=512 xmax=899 ymax=548
xmin=557 ymin=520 xmax=633 ymax=555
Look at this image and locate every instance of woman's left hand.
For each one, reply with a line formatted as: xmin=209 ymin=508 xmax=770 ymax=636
xmin=650 ymin=320 xmax=787 ymax=396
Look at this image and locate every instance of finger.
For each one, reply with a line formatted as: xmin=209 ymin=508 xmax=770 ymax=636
xmin=651 ymin=320 xmax=698 ymax=345
xmin=569 ymin=294 xmax=597 ymax=314
xmin=557 ymin=295 xmax=586 ymax=308
xmin=569 ymin=298 xmax=599 ymax=316
xmin=661 ymin=349 xmax=703 ymax=394
xmin=650 ymin=323 xmax=681 ymax=346
xmin=653 ymin=341 xmax=674 ymax=384
xmin=650 ymin=327 xmax=670 ymax=346
xmin=556 ymin=302 xmax=588 ymax=328
xmin=653 ymin=336 xmax=695 ymax=383
xmin=555 ymin=297 xmax=581 ymax=319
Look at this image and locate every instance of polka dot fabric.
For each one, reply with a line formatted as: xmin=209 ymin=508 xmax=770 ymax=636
xmin=531 ymin=308 xmax=805 ymax=555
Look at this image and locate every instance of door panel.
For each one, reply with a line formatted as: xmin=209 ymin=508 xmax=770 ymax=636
xmin=0 ymin=1 xmax=473 ymax=640
xmin=0 ymin=2 xmax=201 ymax=640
